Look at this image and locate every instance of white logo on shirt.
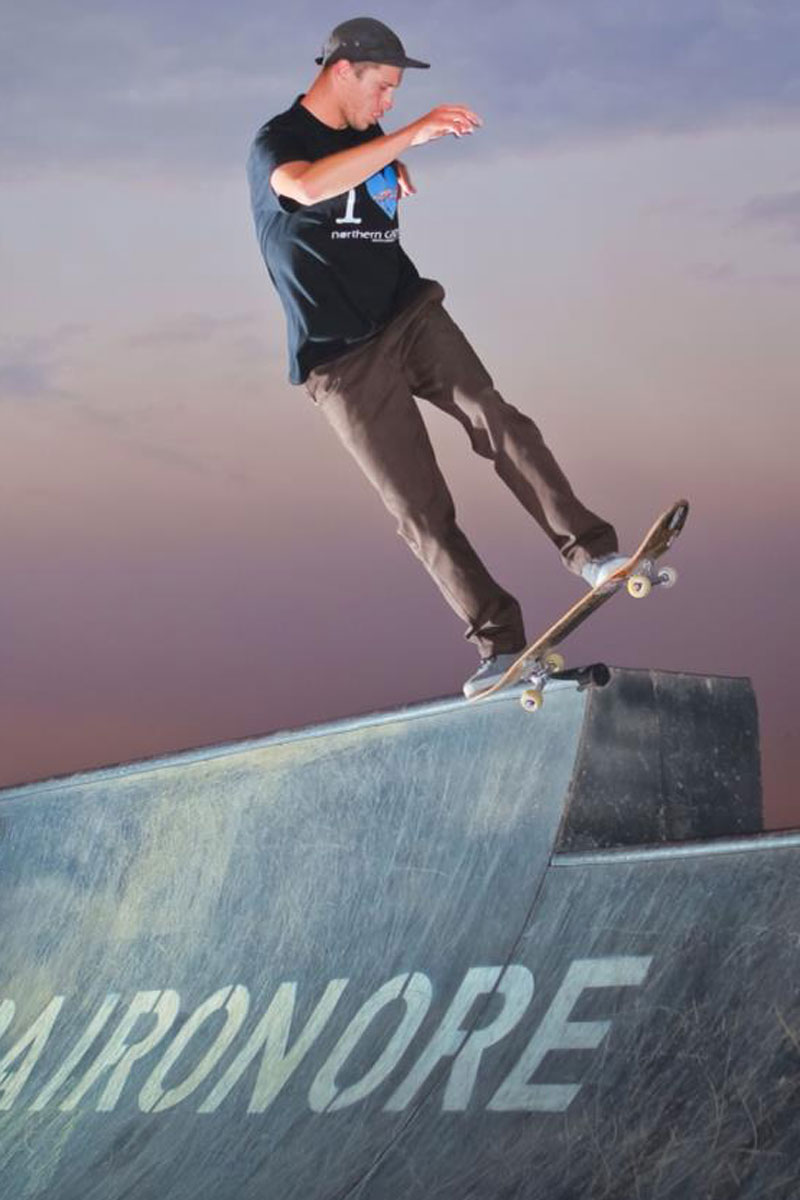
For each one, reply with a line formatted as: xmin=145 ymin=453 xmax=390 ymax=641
xmin=332 ymin=228 xmax=399 ymax=242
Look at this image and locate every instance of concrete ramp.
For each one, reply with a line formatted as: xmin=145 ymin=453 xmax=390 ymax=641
xmin=1 ymin=667 xmax=797 ymax=1199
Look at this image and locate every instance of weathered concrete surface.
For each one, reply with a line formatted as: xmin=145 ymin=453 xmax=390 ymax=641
xmin=1 ymin=667 xmax=797 ymax=1200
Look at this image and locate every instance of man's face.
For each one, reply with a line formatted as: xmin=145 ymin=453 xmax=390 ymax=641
xmin=337 ymin=62 xmax=403 ymax=130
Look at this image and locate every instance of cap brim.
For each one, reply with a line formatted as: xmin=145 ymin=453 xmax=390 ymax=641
xmin=315 ymin=52 xmax=430 ymax=69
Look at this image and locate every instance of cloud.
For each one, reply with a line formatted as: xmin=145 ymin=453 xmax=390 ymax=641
xmin=0 ymin=356 xmax=61 ymax=401
xmin=127 ymin=313 xmax=258 ymax=349
xmin=0 ymin=333 xmax=141 ymax=446
xmin=689 ymin=261 xmax=800 ymax=288
xmin=0 ymin=332 xmax=85 ymax=403
xmin=741 ymin=189 xmax=800 ymax=241
xmin=2 ymin=0 xmax=799 ymax=178
xmin=0 ymin=323 xmax=264 ymax=480
xmin=758 ymin=272 xmax=800 ymax=288
xmin=0 ymin=1 xmax=303 ymax=178
xmin=0 ymin=331 xmax=222 ymax=475
xmin=689 ymin=262 xmax=737 ymax=284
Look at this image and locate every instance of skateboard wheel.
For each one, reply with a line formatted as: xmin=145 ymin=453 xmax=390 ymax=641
xmin=627 ymin=574 xmax=652 ymax=599
xmin=657 ymin=566 xmax=678 ymax=589
xmin=520 ymin=688 xmax=544 ymax=712
xmin=543 ymin=652 xmax=565 ymax=673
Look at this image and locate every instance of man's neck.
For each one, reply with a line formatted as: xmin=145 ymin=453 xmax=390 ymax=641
xmin=300 ymin=82 xmax=347 ymax=131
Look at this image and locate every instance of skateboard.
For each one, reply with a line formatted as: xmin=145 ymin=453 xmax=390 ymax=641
xmin=470 ymin=498 xmax=689 ymax=711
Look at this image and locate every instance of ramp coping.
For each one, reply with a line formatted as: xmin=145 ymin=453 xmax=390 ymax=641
xmin=553 ymin=830 xmax=800 ymax=867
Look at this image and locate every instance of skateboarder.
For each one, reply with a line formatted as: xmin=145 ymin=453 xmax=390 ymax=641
xmin=247 ymin=17 xmax=629 ymax=697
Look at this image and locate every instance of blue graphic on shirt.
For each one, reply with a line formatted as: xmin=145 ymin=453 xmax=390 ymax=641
xmin=366 ymin=164 xmax=398 ymax=220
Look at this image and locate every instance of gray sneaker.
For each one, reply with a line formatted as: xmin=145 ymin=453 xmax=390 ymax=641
xmin=462 ymin=652 xmax=520 ymax=699
xmin=581 ymin=552 xmax=630 ymax=589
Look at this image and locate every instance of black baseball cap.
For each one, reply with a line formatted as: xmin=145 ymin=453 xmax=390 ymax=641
xmin=315 ymin=18 xmax=430 ymax=70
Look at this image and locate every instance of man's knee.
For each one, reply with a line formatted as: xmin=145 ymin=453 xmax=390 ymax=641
xmin=463 ymin=387 xmax=543 ymax=459
xmin=394 ymin=494 xmax=457 ymax=554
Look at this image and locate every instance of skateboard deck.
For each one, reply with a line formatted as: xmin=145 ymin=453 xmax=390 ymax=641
xmin=470 ymin=498 xmax=689 ymax=709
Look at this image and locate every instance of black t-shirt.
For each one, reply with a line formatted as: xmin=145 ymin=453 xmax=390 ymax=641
xmin=247 ymin=96 xmax=424 ymax=384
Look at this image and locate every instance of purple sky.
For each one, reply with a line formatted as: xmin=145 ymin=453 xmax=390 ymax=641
xmin=2 ymin=2 xmax=799 ymax=825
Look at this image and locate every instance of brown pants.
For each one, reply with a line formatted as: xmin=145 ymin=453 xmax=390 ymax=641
xmin=304 ymin=280 xmax=617 ymax=657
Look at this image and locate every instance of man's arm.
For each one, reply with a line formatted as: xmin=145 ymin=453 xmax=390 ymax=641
xmin=396 ymin=159 xmax=415 ymax=197
xmin=271 ymin=105 xmax=481 ymax=206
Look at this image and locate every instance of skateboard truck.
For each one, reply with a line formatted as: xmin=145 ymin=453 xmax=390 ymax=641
xmin=625 ymin=558 xmax=678 ymax=599
xmin=518 ymin=661 xmax=611 ymax=712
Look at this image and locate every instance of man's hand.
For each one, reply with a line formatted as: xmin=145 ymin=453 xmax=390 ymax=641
xmin=409 ymin=105 xmax=483 ymax=147
xmin=396 ymin=160 xmax=416 ymax=198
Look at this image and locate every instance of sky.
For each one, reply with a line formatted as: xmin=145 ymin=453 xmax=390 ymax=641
xmin=1 ymin=1 xmax=799 ymax=825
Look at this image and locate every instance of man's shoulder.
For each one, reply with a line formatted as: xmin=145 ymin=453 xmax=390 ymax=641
xmin=253 ymin=98 xmax=306 ymax=145
xmin=248 ymin=99 xmax=312 ymax=186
